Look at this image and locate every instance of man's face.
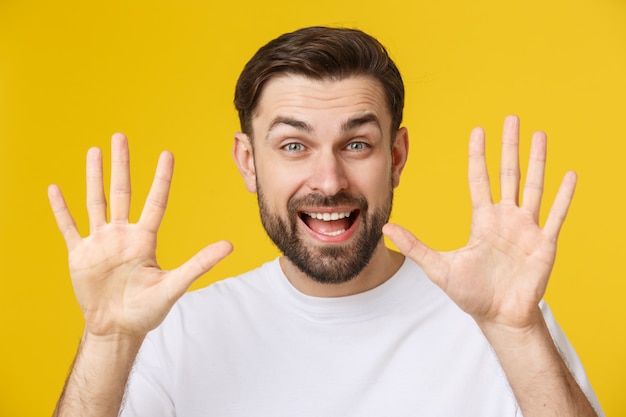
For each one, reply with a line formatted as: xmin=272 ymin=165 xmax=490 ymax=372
xmin=234 ymin=75 xmax=407 ymax=285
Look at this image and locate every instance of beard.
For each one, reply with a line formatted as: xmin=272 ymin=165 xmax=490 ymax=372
xmin=257 ymin=185 xmax=393 ymax=285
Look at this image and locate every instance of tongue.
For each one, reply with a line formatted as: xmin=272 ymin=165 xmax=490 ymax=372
xmin=306 ymin=217 xmax=351 ymax=235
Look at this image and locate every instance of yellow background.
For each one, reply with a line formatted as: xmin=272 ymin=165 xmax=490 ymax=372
xmin=1 ymin=0 xmax=624 ymax=415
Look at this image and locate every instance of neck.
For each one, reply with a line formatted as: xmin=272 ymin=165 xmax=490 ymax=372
xmin=279 ymin=242 xmax=405 ymax=297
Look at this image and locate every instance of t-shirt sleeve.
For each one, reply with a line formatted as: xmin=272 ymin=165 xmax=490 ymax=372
xmin=540 ymin=301 xmax=605 ymax=417
xmin=119 ymin=335 xmax=175 ymax=417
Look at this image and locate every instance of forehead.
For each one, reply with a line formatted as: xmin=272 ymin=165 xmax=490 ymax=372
xmin=252 ymin=74 xmax=391 ymax=134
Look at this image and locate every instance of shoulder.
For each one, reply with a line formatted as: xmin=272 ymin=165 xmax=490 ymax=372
xmin=180 ymin=258 xmax=281 ymax=309
xmin=154 ymin=258 xmax=282 ymax=333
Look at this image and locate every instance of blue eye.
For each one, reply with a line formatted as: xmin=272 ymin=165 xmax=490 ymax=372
xmin=283 ymin=143 xmax=305 ymax=152
xmin=347 ymin=142 xmax=367 ymax=151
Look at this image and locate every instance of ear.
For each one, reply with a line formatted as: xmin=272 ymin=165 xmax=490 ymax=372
xmin=391 ymin=127 xmax=409 ymax=188
xmin=233 ymin=132 xmax=257 ymax=193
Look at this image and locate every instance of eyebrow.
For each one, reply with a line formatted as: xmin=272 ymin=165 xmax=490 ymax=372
xmin=340 ymin=113 xmax=382 ymax=134
xmin=267 ymin=117 xmax=313 ymax=138
xmin=266 ymin=113 xmax=382 ymax=139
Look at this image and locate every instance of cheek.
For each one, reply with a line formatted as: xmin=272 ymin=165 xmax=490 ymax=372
xmin=256 ymin=164 xmax=305 ymax=211
xmin=361 ymin=177 xmax=393 ymax=206
xmin=355 ymin=159 xmax=393 ymax=195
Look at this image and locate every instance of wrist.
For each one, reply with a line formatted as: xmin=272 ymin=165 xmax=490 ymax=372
xmin=54 ymin=330 xmax=145 ymax=417
xmin=475 ymin=309 xmax=598 ymax=416
xmin=474 ymin=305 xmax=546 ymax=343
xmin=80 ymin=330 xmax=145 ymax=363
xmin=474 ymin=306 xmax=566 ymax=373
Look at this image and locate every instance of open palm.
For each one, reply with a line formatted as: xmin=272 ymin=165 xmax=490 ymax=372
xmin=384 ymin=116 xmax=576 ymax=329
xmin=48 ymin=134 xmax=232 ymax=337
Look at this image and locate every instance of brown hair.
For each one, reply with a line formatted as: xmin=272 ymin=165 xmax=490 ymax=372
xmin=234 ymin=26 xmax=404 ymax=139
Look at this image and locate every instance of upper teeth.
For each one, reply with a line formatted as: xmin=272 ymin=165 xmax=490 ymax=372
xmin=305 ymin=211 xmax=352 ymax=221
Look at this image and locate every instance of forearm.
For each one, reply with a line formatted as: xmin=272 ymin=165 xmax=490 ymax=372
xmin=53 ymin=331 xmax=144 ymax=417
xmin=479 ymin=309 xmax=597 ymax=417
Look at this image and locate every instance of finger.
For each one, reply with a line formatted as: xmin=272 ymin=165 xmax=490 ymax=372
xmin=383 ymin=223 xmax=444 ymax=284
xmin=521 ymin=131 xmax=547 ymax=222
xmin=109 ymin=133 xmax=131 ymax=222
xmin=48 ymin=184 xmax=82 ymax=250
xmin=139 ymin=151 xmax=174 ymax=233
xmin=468 ymin=127 xmax=493 ymax=209
xmin=168 ymin=240 xmax=234 ymax=297
xmin=544 ymin=171 xmax=577 ymax=241
xmin=500 ymin=115 xmax=521 ymax=204
xmin=86 ymin=147 xmax=107 ymax=232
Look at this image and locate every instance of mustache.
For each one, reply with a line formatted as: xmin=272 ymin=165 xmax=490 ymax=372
xmin=287 ymin=192 xmax=369 ymax=213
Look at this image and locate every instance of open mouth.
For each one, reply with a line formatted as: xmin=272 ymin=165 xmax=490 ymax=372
xmin=299 ymin=210 xmax=359 ymax=238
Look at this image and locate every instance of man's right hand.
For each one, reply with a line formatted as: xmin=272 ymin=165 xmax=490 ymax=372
xmin=48 ymin=133 xmax=233 ymax=339
xmin=49 ymin=134 xmax=232 ymax=416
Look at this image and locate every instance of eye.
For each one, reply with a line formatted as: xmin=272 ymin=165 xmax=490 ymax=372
xmin=282 ymin=142 xmax=305 ymax=153
xmin=346 ymin=141 xmax=369 ymax=151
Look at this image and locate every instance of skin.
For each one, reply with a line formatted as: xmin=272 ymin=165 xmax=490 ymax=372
xmin=49 ymin=75 xmax=597 ymax=416
xmin=384 ymin=118 xmax=597 ymax=415
xmin=233 ymin=75 xmax=407 ymax=296
xmin=49 ymin=141 xmax=233 ymax=417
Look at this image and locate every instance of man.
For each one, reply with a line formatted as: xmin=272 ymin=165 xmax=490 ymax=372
xmin=49 ymin=26 xmax=603 ymax=416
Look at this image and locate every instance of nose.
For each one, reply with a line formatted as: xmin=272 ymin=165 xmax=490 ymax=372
xmin=307 ymin=152 xmax=349 ymax=196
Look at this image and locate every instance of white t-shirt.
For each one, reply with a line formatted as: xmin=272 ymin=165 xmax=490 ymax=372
xmin=121 ymin=258 xmax=603 ymax=416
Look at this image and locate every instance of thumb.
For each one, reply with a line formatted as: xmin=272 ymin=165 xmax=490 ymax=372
xmin=169 ymin=240 xmax=234 ymax=297
xmin=383 ymin=223 xmax=443 ymax=279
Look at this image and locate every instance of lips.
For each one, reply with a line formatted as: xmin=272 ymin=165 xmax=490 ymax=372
xmin=290 ymin=192 xmax=366 ymax=242
xmin=300 ymin=210 xmax=358 ymax=238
